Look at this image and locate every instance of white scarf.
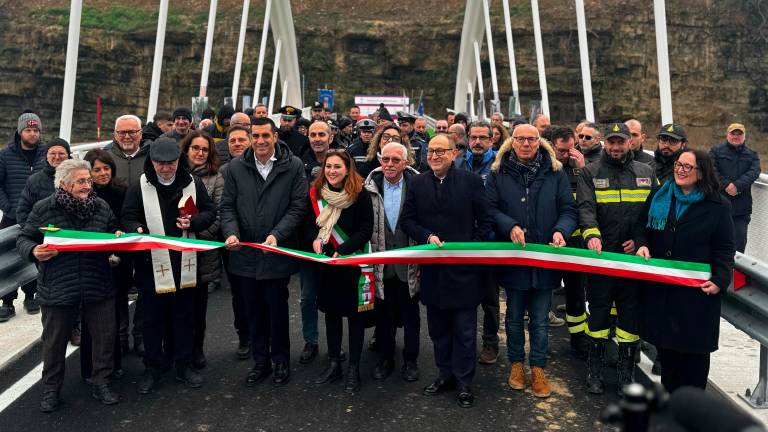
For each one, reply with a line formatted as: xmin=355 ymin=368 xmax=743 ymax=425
xmin=315 ymin=184 xmax=354 ymax=243
xmin=140 ymin=173 xmax=197 ymax=293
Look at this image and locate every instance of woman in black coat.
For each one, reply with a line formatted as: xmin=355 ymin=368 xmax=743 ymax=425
xmin=17 ymin=159 xmax=122 ymax=412
xmin=635 ymin=149 xmax=735 ymax=392
xmin=304 ymin=149 xmax=374 ymax=393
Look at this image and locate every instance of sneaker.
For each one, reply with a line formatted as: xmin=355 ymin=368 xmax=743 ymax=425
xmin=0 ymin=304 xmax=15 ymax=322
xmin=555 ymin=303 xmax=566 ymax=313
xmin=531 ymin=367 xmax=551 ymax=398
xmin=478 ymin=344 xmax=498 ymax=365
xmin=508 ymin=362 xmax=526 ymax=390
xmin=548 ymin=311 xmax=565 ymax=327
xmin=24 ymin=297 xmax=40 ymax=314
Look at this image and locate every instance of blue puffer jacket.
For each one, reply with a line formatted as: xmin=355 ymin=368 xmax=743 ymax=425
xmin=454 ymin=148 xmax=496 ymax=185
xmin=709 ymin=142 xmax=761 ymax=216
xmin=486 ymin=139 xmax=577 ymax=290
xmin=0 ymin=134 xmax=46 ymax=220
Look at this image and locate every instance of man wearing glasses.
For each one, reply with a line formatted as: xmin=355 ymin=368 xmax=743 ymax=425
xmin=402 ymin=134 xmax=492 ymax=408
xmin=108 ymin=115 xmax=149 ymax=187
xmin=652 ymin=124 xmax=688 ymax=184
xmin=576 ymin=123 xmax=602 ymax=164
xmin=365 ymin=142 xmax=422 ymax=382
xmin=435 ymin=120 xmax=449 ymax=134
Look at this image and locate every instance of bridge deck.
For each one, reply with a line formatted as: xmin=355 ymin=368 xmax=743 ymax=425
xmin=0 ymin=277 xmax=615 ymax=431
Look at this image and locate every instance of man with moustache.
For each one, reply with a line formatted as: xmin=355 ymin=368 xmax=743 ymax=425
xmin=652 ymin=124 xmax=688 ymax=184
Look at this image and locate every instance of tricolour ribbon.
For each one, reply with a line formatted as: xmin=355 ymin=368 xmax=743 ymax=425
xmin=41 ymin=228 xmax=712 ymax=287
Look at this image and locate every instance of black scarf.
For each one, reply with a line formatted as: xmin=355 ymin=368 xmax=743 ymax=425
xmin=504 ymin=149 xmax=542 ymax=187
xmin=55 ymin=187 xmax=97 ymax=220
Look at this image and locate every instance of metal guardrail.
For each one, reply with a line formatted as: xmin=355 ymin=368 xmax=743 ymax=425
xmin=0 ymin=225 xmax=36 ymax=300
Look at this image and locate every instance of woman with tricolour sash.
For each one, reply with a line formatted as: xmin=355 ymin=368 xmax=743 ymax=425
xmin=304 ymin=149 xmax=375 ymax=393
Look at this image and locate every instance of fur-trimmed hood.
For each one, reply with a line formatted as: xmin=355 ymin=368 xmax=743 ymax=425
xmin=490 ymin=137 xmax=563 ymax=173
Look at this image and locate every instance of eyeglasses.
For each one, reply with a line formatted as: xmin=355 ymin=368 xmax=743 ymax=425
xmin=658 ymin=136 xmax=682 ymax=145
xmin=48 ymin=152 xmax=68 ymax=158
xmin=469 ymin=135 xmax=490 ymax=142
xmin=381 ymin=133 xmax=401 ymax=143
xmin=674 ymin=162 xmax=699 ymax=173
xmin=380 ymin=157 xmax=404 ymax=164
xmin=427 ymin=148 xmax=451 ymax=157
xmin=115 ymin=130 xmax=140 ymax=138
xmin=513 ymin=136 xmax=539 ymax=144
xmin=189 ymin=145 xmax=209 ymax=154
xmin=577 ymin=134 xmax=593 ymax=140
xmin=72 ymin=178 xmax=93 ymax=186
xmin=436 ymin=127 xmax=448 ymax=132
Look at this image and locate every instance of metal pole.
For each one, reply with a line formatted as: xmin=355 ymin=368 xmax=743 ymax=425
xmin=59 ymin=0 xmax=83 ymax=142
xmin=231 ymin=0 xmax=250 ymax=106
xmin=654 ymin=0 xmax=673 ymax=124
xmin=280 ymin=79 xmax=288 ymax=109
xmin=467 ymin=81 xmax=475 ymax=118
xmin=530 ymin=0 xmax=549 ymax=118
xmin=481 ymin=0 xmax=500 ymax=113
xmin=147 ymin=0 xmax=169 ymax=122
xmin=575 ymin=0 xmax=594 ymax=122
xmin=473 ymin=41 xmax=486 ymax=120
xmin=253 ymin=0 xmax=273 ymax=107
xmin=502 ymin=0 xmax=521 ymax=115
xmin=199 ymin=0 xmax=217 ymax=98
xmin=266 ymin=39 xmax=282 ymax=115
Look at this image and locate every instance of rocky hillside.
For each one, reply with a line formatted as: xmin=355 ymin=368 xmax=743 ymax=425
xmin=1 ymin=0 xmax=767 ymax=163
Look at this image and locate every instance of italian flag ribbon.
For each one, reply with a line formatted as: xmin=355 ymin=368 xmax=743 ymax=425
xmin=41 ymin=228 xmax=712 ymax=288
xmin=310 ymin=188 xmax=375 ymax=312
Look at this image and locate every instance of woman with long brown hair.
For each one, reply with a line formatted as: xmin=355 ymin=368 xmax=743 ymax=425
xmin=359 ymin=125 xmax=415 ymax=178
xmin=304 ymin=149 xmax=374 ymax=393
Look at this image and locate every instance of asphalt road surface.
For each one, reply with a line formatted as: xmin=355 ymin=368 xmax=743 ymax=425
xmin=0 ymin=276 xmax=618 ymax=431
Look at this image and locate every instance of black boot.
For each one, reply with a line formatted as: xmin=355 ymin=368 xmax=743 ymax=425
xmin=616 ymin=342 xmax=639 ymax=397
xmin=586 ymin=337 xmax=606 ymax=394
xmin=570 ymin=332 xmax=589 ymax=360
xmin=176 ymin=364 xmax=204 ymax=388
xmin=314 ymin=358 xmax=343 ymax=385
xmin=344 ymin=362 xmax=361 ymax=393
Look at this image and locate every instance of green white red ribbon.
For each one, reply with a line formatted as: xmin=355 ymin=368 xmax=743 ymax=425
xmin=41 ymin=228 xmax=712 ymax=287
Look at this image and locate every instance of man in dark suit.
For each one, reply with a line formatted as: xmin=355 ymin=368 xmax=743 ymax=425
xmin=401 ymin=134 xmax=492 ymax=408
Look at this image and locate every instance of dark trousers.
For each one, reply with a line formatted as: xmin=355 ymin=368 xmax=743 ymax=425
xmin=733 ymin=214 xmax=750 ymax=253
xmin=375 ymin=277 xmax=420 ymax=362
xmin=481 ymin=278 xmax=500 ymax=347
xmin=112 ymin=254 xmax=134 ymax=343
xmin=426 ymin=305 xmax=477 ymax=388
xmin=142 ymin=286 xmax=195 ymax=369
xmin=563 ymin=270 xmax=587 ymax=334
xmin=585 ymin=275 xmax=639 ymax=343
xmin=657 ymin=347 xmax=710 ymax=392
xmin=192 ymin=279 xmax=209 ymax=355
xmin=326 ymin=313 xmax=365 ymax=363
xmin=227 ymin=254 xmax=250 ymax=344
xmin=237 ymin=276 xmax=290 ymax=365
xmin=81 ymin=289 xmax=124 ymax=379
xmin=41 ymin=299 xmax=115 ymax=392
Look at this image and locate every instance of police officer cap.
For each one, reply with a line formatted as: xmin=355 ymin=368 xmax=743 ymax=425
xmin=337 ymin=116 xmax=354 ymax=129
xmin=356 ymin=118 xmax=376 ymax=130
xmin=604 ymin=122 xmax=631 ymax=140
xmin=150 ymin=137 xmax=181 ymax=162
xmin=311 ymin=101 xmax=323 ymax=111
xmin=397 ymin=112 xmax=416 ymax=123
xmin=279 ymin=105 xmax=299 ymax=119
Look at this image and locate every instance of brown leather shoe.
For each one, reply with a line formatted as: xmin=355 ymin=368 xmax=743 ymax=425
xmin=531 ymin=366 xmax=551 ymax=398
xmin=507 ymin=362 xmax=525 ymax=390
xmin=478 ymin=344 xmax=498 ymax=365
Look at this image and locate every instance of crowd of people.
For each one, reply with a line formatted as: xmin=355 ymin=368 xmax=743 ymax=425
xmin=0 ymin=102 xmax=760 ymax=412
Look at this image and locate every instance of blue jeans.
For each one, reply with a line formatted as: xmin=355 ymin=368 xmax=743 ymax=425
xmin=505 ymin=288 xmax=552 ymax=368
xmin=299 ymin=262 xmax=320 ymax=345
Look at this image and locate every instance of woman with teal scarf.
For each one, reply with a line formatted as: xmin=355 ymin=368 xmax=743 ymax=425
xmin=634 ymin=149 xmax=735 ymax=393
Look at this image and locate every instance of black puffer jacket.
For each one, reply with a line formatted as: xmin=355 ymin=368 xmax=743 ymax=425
xmin=0 ymin=134 xmax=47 ymax=218
xmin=220 ymin=142 xmax=308 ymax=280
xmin=16 ymin=193 xmax=119 ymax=306
xmin=16 ymin=164 xmax=56 ymax=225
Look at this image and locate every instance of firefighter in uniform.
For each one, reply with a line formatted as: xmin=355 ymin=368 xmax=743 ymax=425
xmin=576 ymin=122 xmax=657 ymax=396
xmin=543 ymin=126 xmax=589 ymax=357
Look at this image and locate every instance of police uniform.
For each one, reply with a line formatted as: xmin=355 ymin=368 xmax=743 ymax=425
xmin=576 ymin=123 xmax=657 ymax=395
xmin=277 ymin=106 xmax=309 ymax=157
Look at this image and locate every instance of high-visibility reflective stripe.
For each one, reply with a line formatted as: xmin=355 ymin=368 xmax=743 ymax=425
xmin=615 ymin=327 xmax=640 ymax=343
xmin=566 ymin=313 xmax=587 ymax=323
xmin=595 ymin=190 xmax=620 ymax=204
xmin=610 ymin=306 xmax=618 ymax=316
xmin=595 ymin=189 xmax=650 ymax=204
xmin=582 ymin=227 xmax=601 ymax=240
xmin=568 ymin=322 xmax=586 ymax=334
xmin=585 ymin=325 xmax=610 ymax=339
